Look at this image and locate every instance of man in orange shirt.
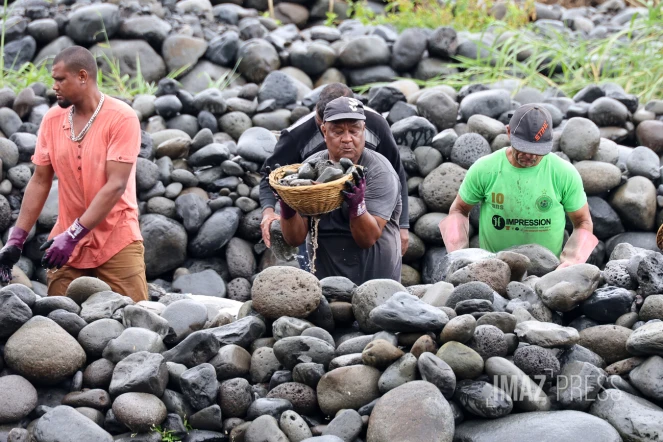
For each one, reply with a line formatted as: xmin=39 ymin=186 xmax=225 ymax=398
xmin=0 ymin=46 xmax=147 ymax=301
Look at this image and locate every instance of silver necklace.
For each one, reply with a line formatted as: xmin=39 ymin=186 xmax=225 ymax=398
xmin=69 ymin=94 xmax=105 ymax=142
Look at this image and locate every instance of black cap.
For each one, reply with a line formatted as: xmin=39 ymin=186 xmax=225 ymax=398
xmin=509 ymin=104 xmax=554 ymax=155
xmin=323 ymin=97 xmax=366 ymax=122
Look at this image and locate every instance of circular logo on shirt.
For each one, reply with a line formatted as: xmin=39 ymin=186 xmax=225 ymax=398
xmin=492 ymin=215 xmax=505 ymax=230
xmin=536 ymin=194 xmax=553 ymax=212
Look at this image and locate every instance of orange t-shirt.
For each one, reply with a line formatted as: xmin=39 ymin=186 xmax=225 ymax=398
xmin=32 ymin=96 xmax=143 ymax=269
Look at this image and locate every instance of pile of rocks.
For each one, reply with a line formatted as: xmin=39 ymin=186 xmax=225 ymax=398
xmin=1 ymin=243 xmax=663 ymax=441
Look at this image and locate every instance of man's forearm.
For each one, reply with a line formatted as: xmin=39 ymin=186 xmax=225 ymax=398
xmin=281 ymin=214 xmax=308 ymax=247
xmin=350 ymin=213 xmax=383 ymax=249
xmin=397 ymin=166 xmax=409 ymax=228
xmin=78 ymin=183 xmax=125 ymax=230
xmin=15 ymin=172 xmax=54 ymax=233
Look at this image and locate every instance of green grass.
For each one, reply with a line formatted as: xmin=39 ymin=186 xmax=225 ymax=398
xmin=355 ymin=1 xmax=663 ymax=102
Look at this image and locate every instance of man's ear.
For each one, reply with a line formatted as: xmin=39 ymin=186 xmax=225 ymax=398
xmin=78 ymin=69 xmax=88 ymax=83
xmin=320 ymin=123 xmax=327 ymax=137
xmin=506 ymin=125 xmax=511 ymax=137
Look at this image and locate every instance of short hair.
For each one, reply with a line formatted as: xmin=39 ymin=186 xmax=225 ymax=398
xmin=315 ymin=83 xmax=353 ymax=121
xmin=53 ymin=46 xmax=98 ymax=79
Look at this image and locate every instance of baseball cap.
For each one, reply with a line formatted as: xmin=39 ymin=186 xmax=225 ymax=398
xmin=509 ymin=104 xmax=554 ymax=155
xmin=323 ymin=97 xmax=366 ymax=122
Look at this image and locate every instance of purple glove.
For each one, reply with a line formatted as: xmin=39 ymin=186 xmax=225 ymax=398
xmin=40 ymin=219 xmax=90 ymax=269
xmin=0 ymin=226 xmax=29 ymax=283
xmin=342 ymin=168 xmax=367 ymax=220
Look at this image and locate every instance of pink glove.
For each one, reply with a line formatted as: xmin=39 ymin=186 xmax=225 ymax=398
xmin=558 ymin=229 xmax=599 ymax=269
xmin=439 ymin=212 xmax=470 ymax=252
xmin=41 ymin=219 xmax=90 ymax=269
xmin=343 ymin=168 xmax=366 ymax=219
xmin=0 ymin=226 xmax=29 ymax=282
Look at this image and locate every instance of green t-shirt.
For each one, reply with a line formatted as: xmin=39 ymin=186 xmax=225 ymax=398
xmin=458 ymin=148 xmax=587 ymax=256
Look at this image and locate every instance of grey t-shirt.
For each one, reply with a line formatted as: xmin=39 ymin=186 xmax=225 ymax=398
xmin=306 ymin=149 xmax=402 ymax=285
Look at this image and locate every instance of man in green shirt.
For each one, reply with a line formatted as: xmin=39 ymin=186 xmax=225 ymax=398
xmin=440 ymin=104 xmax=597 ymax=268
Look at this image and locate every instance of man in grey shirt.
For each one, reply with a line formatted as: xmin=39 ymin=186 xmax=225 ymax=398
xmin=278 ymin=97 xmax=402 ymax=284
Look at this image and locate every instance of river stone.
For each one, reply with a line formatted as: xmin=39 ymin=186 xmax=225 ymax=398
xmin=609 ymin=176 xmax=657 ymax=231
xmin=62 ymin=277 xmax=112 ymax=305
xmin=0 ymin=375 xmax=37 ymax=424
xmin=582 ymin=286 xmax=634 ymax=323
xmin=66 ymin=3 xmax=120 ymax=44
xmin=79 ymin=291 xmax=133 ymax=322
xmin=557 ymin=360 xmax=607 ymax=410
xmin=504 ymin=244 xmax=559 ymax=276
xmin=459 ymin=89 xmax=511 ymax=121
xmin=441 ymin=314 xmax=476 ymax=344
xmin=160 ymin=299 xmax=208 ymax=345
xmin=436 ymin=341 xmax=484 ymax=380
xmin=219 ymin=378 xmax=253 ymax=418
xmin=367 ymin=381 xmax=454 ymax=442
xmin=141 ymin=214 xmax=188 ymax=278
xmin=102 ymin=328 xmax=166 ymax=364
xmin=122 ymin=305 xmax=169 ymax=338
xmin=338 ymin=36 xmax=390 ymax=68
xmin=448 ymin=259 xmax=510 ymax=296
xmin=113 ymin=393 xmax=167 ymax=433
xmin=391 ymin=116 xmax=437 ymax=150
xmin=34 ymin=405 xmax=113 ymax=442
xmin=0 ymin=293 xmax=32 ymax=338
xmin=515 ymin=321 xmax=580 ymax=348
xmin=513 ymin=345 xmax=560 ymax=381
xmin=188 ymin=208 xmax=241 ymax=258
xmin=4 ymin=316 xmax=86 ymax=384
xmin=420 ymin=162 xmax=467 ymax=213
xmin=252 ymin=266 xmax=321 ymax=319
xmin=245 ymin=415 xmax=289 ymax=442
xmin=454 ymin=380 xmax=513 ymax=418
xmin=266 ymin=382 xmax=317 ymax=416
xmin=578 ymin=325 xmax=632 ymax=364
xmin=589 ymin=389 xmax=663 ymax=442
xmin=317 ymin=365 xmax=381 ymax=416
xmin=628 ymin=253 xmax=663 ymax=297
xmin=352 ymin=279 xmax=407 ymax=333
xmin=369 ymin=291 xmax=448 ymax=332
xmin=180 ymin=363 xmax=218 ymax=411
xmin=378 ymin=353 xmax=418 ymax=393
xmin=188 ymin=405 xmax=223 ymax=432
xmin=77 ymin=319 xmax=125 ymax=359
xmin=209 ymin=344 xmax=251 ymax=381
xmin=560 ymin=117 xmax=601 ymax=160
xmin=574 ymin=161 xmax=622 ymax=195
xmin=467 ymin=325 xmax=508 ymax=359
xmin=245 ymin=397 xmax=293 ymax=420
xmin=273 ymin=336 xmax=335 ymax=370
xmin=626 ymin=355 xmax=663 ymax=402
xmin=251 ymin=347 xmax=282 ymax=383
xmin=109 ymin=351 xmax=168 ymax=397
xmin=485 ymin=357 xmax=551 ymax=412
xmin=534 ymin=264 xmax=601 ymax=312
xmin=626 ymin=321 xmax=663 ymax=356
xmin=455 ymin=410 xmax=621 ymax=442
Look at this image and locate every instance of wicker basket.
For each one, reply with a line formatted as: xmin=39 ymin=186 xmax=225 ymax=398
xmin=657 ymin=223 xmax=663 ymax=251
xmin=269 ymin=163 xmax=359 ymax=216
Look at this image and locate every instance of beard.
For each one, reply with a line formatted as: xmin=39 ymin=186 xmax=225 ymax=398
xmin=57 ymin=97 xmax=72 ymax=108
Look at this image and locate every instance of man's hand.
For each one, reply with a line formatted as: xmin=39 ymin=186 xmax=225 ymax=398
xmin=342 ymin=168 xmax=367 ymax=219
xmin=41 ymin=219 xmax=90 ymax=269
xmin=0 ymin=226 xmax=30 ymax=283
xmin=400 ymin=228 xmax=409 ymax=256
xmin=261 ymin=208 xmax=280 ymax=248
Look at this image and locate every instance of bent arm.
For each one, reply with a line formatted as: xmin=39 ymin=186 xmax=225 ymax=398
xmin=350 ymin=213 xmax=388 ymax=249
xmin=15 ymin=165 xmax=55 ymax=232
xmin=78 ymin=161 xmax=133 ymax=230
xmin=281 ymin=214 xmax=309 ymax=247
xmin=567 ymin=203 xmax=593 ymax=233
xmin=440 ymin=195 xmax=474 ymax=252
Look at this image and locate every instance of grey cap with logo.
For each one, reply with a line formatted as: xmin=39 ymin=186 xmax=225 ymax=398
xmin=509 ymin=104 xmax=554 ymax=155
xmin=323 ymin=96 xmax=366 ymax=122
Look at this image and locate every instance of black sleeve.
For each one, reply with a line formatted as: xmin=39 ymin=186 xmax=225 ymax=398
xmin=259 ymin=129 xmax=302 ymax=211
xmin=371 ymin=115 xmax=410 ymax=229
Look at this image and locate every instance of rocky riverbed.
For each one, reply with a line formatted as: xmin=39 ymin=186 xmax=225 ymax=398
xmin=1 ymin=0 xmax=663 ymax=440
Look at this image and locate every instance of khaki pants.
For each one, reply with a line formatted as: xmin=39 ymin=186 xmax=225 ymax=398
xmin=47 ymin=241 xmax=148 ymax=302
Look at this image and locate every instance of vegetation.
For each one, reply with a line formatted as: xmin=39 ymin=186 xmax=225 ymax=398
xmin=353 ymin=0 xmax=663 ymax=102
